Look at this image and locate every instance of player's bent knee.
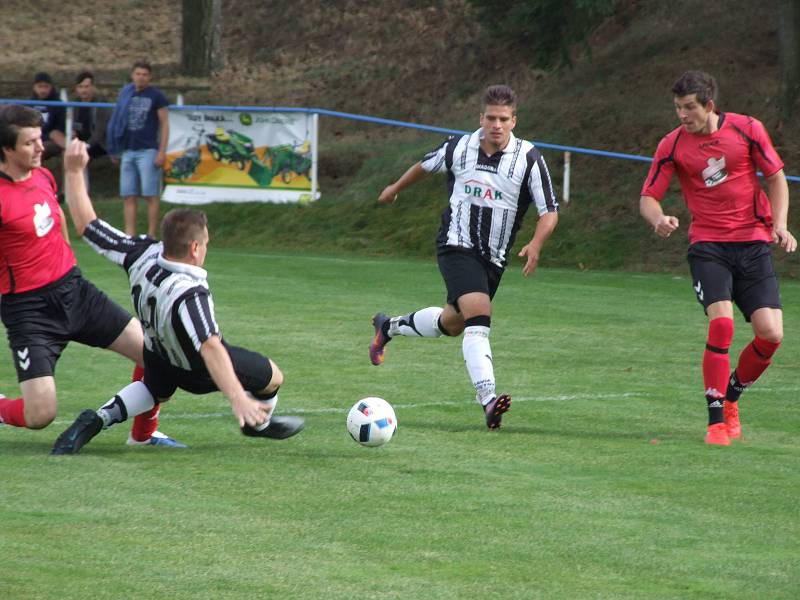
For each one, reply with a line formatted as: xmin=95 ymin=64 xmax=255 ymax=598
xmin=25 ymin=405 xmax=57 ymax=429
xmin=443 ymin=322 xmax=465 ymax=336
xmin=759 ymin=328 xmax=783 ymax=344
xmin=267 ymin=360 xmax=284 ymax=390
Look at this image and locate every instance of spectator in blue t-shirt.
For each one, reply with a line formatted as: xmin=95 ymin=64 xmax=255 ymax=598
xmin=30 ymin=72 xmax=66 ymax=160
xmin=107 ymin=60 xmax=169 ymax=238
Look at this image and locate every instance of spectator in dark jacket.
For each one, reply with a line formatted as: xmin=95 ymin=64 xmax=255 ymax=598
xmin=73 ymin=70 xmax=111 ymax=160
xmin=30 ymin=72 xmax=66 ymax=160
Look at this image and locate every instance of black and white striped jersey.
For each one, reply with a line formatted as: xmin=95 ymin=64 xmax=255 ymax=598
xmin=83 ymin=218 xmax=219 ymax=371
xmin=421 ymin=128 xmax=557 ymax=268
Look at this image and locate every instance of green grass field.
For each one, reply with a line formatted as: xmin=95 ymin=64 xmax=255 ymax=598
xmin=1 ymin=243 xmax=798 ymax=599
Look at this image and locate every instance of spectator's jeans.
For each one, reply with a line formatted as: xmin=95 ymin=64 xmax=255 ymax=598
xmin=120 ymin=149 xmax=162 ymax=197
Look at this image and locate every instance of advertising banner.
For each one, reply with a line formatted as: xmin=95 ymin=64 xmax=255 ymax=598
xmin=162 ymin=109 xmax=319 ymax=205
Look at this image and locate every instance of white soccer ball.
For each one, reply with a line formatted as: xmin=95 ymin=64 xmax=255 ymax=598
xmin=347 ymin=397 xmax=397 ymax=447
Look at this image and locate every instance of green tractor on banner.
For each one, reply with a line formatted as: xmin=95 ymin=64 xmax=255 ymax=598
xmin=166 ymin=126 xmax=205 ymax=181
xmin=249 ymin=141 xmax=312 ymax=186
xmin=206 ymin=127 xmax=256 ymax=171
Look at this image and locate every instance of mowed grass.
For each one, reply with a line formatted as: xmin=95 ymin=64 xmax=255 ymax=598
xmin=1 ymin=243 xmax=798 ymax=600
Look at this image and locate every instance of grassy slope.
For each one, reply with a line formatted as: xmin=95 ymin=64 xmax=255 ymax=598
xmin=3 ymin=1 xmax=799 ymax=276
xmin=187 ymin=1 xmax=800 ymax=276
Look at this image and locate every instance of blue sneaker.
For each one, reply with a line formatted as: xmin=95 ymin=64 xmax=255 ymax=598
xmin=127 ymin=430 xmax=188 ymax=448
xmin=51 ymin=409 xmax=104 ymax=455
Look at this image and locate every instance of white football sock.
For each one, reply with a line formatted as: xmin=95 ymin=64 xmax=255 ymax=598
xmin=462 ymin=325 xmax=496 ymax=406
xmin=388 ymin=307 xmax=444 ymax=338
xmin=249 ymin=391 xmax=277 ymax=431
xmin=97 ymin=381 xmax=155 ymax=428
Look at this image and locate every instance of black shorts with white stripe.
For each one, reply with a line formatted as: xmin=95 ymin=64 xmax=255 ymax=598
xmin=143 ymin=343 xmax=274 ymax=400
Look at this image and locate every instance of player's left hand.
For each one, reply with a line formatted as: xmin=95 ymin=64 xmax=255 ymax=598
xmin=63 ymin=140 xmax=89 ymax=172
xmin=518 ymin=243 xmax=541 ymax=276
xmin=773 ymin=227 xmax=797 ymax=253
xmin=231 ymin=394 xmax=271 ymax=428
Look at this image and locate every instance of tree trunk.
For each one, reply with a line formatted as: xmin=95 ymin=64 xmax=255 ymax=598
xmin=777 ymin=0 xmax=800 ymax=125
xmin=181 ymin=0 xmax=222 ymax=76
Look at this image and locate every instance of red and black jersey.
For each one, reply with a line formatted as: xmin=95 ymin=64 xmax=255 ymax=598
xmin=641 ymin=112 xmax=783 ymax=244
xmin=0 ymin=167 xmax=76 ymax=294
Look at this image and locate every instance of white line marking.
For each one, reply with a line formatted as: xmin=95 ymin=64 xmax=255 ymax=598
xmin=49 ymin=388 xmax=800 ymax=426
xmin=52 ymin=391 xmax=647 ymax=424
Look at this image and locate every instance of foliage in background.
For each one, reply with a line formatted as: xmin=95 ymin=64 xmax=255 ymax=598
xmin=467 ymin=0 xmax=618 ymax=68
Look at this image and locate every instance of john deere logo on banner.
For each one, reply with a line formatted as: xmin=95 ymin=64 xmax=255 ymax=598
xmin=162 ymin=109 xmax=319 ymax=205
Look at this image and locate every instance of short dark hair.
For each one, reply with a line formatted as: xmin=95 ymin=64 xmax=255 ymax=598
xmin=161 ymin=208 xmax=208 ymax=258
xmin=0 ymin=104 xmax=44 ymax=161
xmin=33 ymin=71 xmax=53 ymax=85
xmin=672 ymin=71 xmax=717 ymax=106
xmin=75 ymin=70 xmax=95 ymax=85
xmin=131 ymin=60 xmax=152 ymax=73
xmin=482 ymin=85 xmax=517 ymax=113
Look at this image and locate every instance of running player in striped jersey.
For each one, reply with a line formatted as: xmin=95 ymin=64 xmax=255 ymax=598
xmin=51 ymin=141 xmax=303 ymax=454
xmin=369 ymin=85 xmax=559 ymax=429
xmin=640 ymin=71 xmax=796 ymax=445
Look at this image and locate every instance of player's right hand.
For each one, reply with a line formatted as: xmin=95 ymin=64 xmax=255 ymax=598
xmin=64 ymin=140 xmax=89 ymax=173
xmin=654 ymin=215 xmax=679 ymax=238
xmin=378 ymin=184 xmax=399 ymax=204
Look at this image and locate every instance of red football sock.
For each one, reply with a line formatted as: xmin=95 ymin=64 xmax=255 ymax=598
xmin=735 ymin=336 xmax=781 ymax=386
xmin=130 ymin=404 xmax=160 ymax=442
xmin=129 ymin=365 xmax=159 ymax=441
xmin=0 ymin=396 xmax=27 ymax=427
xmin=703 ymin=317 xmax=734 ymax=396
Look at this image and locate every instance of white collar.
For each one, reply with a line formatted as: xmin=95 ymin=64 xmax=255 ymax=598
xmin=473 ymin=128 xmax=518 ymax=154
xmin=157 ymin=254 xmax=208 ymax=280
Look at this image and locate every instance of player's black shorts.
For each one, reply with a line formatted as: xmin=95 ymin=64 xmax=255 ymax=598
xmin=143 ymin=342 xmax=274 ymax=400
xmin=687 ymin=241 xmax=781 ymax=321
xmin=1 ymin=267 xmax=133 ymax=382
xmin=437 ymin=246 xmax=504 ymax=310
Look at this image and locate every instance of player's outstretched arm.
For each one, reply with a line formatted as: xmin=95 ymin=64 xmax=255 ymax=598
xmin=199 ymin=335 xmax=271 ymax=428
xmin=640 ymin=195 xmax=679 ymax=238
xmin=765 ymin=170 xmax=797 ymax=253
xmin=518 ymin=212 xmax=558 ymax=276
xmin=63 ymin=140 xmax=98 ymax=237
xmin=378 ymin=162 xmax=428 ymax=204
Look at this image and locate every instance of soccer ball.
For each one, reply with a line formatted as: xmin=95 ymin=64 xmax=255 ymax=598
xmin=347 ymin=397 xmax=397 ymax=447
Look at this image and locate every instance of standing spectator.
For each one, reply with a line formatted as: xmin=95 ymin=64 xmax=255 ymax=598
xmin=30 ymin=72 xmax=66 ymax=160
xmin=640 ymin=71 xmax=796 ymax=445
xmin=73 ymin=70 xmax=111 ymax=160
xmin=107 ymin=60 xmax=169 ymax=238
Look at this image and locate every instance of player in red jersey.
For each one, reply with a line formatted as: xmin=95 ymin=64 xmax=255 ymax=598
xmin=640 ymin=71 xmax=796 ymax=445
xmin=0 ymin=105 xmax=183 ymax=447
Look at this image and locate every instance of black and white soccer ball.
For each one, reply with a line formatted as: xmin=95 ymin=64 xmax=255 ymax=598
xmin=346 ymin=397 xmax=397 ymax=447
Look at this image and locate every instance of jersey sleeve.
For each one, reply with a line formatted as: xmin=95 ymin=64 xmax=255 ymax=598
xmin=82 ymin=218 xmax=158 ymax=271
xmin=527 ymin=149 xmax=558 ymax=216
xmin=641 ymin=135 xmax=677 ymax=201
xmin=176 ymin=289 xmax=220 ymax=351
xmin=155 ymin=89 xmax=170 ymax=110
xmin=420 ymin=137 xmax=452 ymax=174
xmin=748 ymin=118 xmax=784 ymax=177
